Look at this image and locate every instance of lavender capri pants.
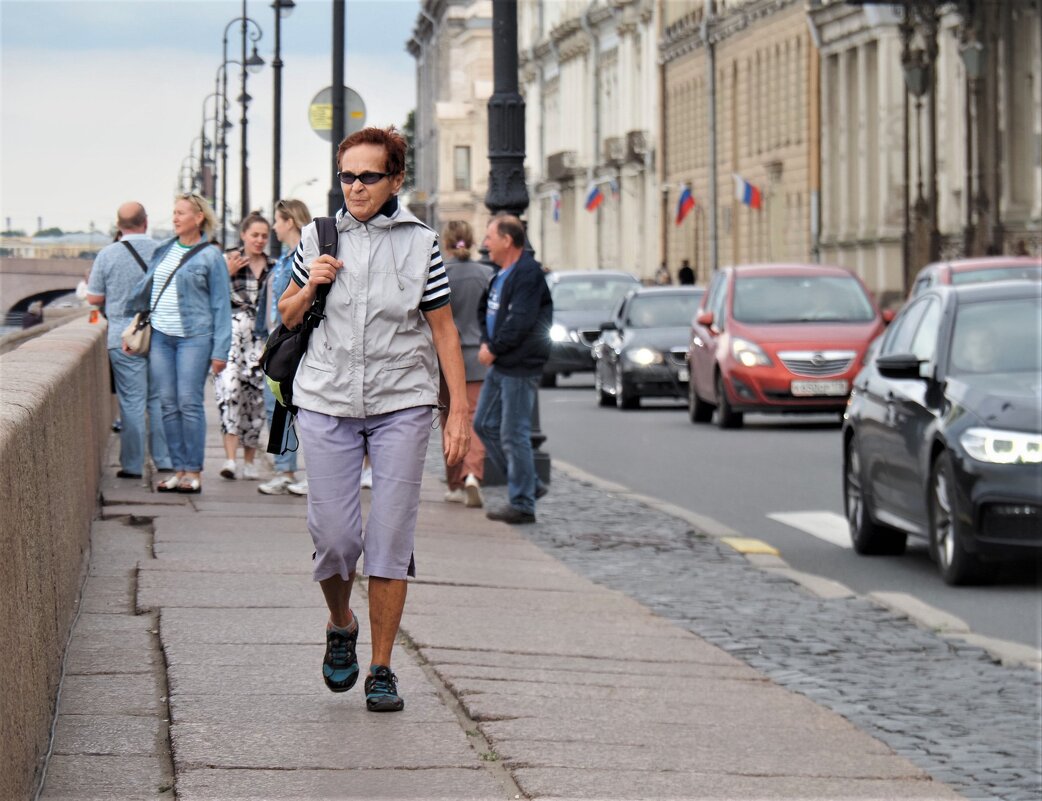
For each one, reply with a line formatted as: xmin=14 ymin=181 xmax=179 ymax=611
xmin=296 ymin=405 xmax=433 ymax=581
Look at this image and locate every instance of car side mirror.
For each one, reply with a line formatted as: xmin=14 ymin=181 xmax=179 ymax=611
xmin=696 ymin=310 xmax=714 ymax=328
xmin=881 ymin=309 xmax=896 ymax=325
xmin=876 ymin=352 xmax=923 ymax=380
xmin=599 ymin=321 xmax=618 ymax=332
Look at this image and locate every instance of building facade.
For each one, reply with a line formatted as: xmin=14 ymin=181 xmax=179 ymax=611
xmin=660 ymin=0 xmax=816 ymax=287
xmin=518 ymin=0 xmax=660 ymax=278
xmin=811 ymin=0 xmax=1042 ymax=304
xmin=408 ymin=0 xmax=494 ymax=241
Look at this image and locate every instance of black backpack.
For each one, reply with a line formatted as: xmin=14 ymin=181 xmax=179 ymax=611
xmin=262 ymin=216 xmax=338 ymax=455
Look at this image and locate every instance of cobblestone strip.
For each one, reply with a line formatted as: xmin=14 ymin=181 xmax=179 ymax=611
xmin=433 ymin=447 xmax=1041 ymax=801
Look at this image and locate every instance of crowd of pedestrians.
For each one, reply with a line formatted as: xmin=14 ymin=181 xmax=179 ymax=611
xmin=86 ymin=125 xmax=554 ymax=714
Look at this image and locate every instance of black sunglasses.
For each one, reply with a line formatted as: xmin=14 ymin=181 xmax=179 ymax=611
xmin=337 ymin=170 xmax=393 ymax=185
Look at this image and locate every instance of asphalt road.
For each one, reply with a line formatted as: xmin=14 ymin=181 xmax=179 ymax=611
xmin=539 ymin=374 xmax=1042 ymax=650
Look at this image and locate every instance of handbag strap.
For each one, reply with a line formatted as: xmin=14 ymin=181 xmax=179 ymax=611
xmin=121 ymin=240 xmax=150 ymax=272
xmin=149 ymin=240 xmax=211 ymax=313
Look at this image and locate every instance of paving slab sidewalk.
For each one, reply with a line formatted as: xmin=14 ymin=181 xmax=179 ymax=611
xmin=38 ymin=433 xmax=962 ymax=801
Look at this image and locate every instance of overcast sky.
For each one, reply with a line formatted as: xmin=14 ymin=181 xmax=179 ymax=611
xmin=1 ymin=0 xmax=420 ymax=235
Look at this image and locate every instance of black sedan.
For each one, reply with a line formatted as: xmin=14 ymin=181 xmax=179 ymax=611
xmin=542 ymin=270 xmax=640 ymax=386
xmin=843 ymin=281 xmax=1042 ymax=585
xmin=593 ymin=286 xmax=705 ymax=409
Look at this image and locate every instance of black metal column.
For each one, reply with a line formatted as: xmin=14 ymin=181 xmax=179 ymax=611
xmin=328 ymin=0 xmax=345 ymax=216
xmin=271 ymin=0 xmax=283 ymax=257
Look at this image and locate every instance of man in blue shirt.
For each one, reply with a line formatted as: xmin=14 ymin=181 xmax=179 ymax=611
xmin=474 ymin=214 xmax=553 ymax=524
xmin=87 ymin=202 xmax=171 ymax=478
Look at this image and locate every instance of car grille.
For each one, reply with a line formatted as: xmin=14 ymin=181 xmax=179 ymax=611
xmin=778 ymin=350 xmax=857 ymax=377
xmin=981 ymin=504 xmax=1042 ymax=541
xmin=578 ymin=329 xmax=601 ymax=347
xmin=668 ymin=348 xmax=688 ymax=366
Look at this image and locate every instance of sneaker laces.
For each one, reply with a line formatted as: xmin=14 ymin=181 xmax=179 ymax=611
xmin=368 ymin=667 xmax=398 ymax=696
xmin=326 ymin=630 xmax=354 ymax=665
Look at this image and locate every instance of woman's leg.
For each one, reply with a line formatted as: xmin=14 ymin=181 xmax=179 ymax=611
xmin=149 ymin=329 xmax=186 ymax=473
xmin=176 ymin=334 xmax=213 ymax=474
xmin=241 ymin=331 xmax=267 ymax=464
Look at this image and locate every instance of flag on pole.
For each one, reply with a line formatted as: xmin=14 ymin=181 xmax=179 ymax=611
xmin=552 ymin=192 xmax=561 ymax=223
xmin=609 ymin=179 xmax=620 ymax=201
xmin=675 ymin=184 xmax=695 ymax=226
xmin=584 ymin=183 xmax=605 ymax=212
xmin=732 ymin=174 xmax=763 ymax=210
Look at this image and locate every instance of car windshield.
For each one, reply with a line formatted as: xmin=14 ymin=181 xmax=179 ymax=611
xmin=551 ymin=276 xmax=637 ymax=312
xmin=951 ymin=264 xmax=1042 ymax=286
xmin=949 ymin=296 xmax=1042 ymax=375
xmin=625 ymin=293 xmax=703 ymax=328
xmin=732 ymin=275 xmax=876 ymax=323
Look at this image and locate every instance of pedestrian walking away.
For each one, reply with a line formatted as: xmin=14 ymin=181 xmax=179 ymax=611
xmin=278 ymin=125 xmax=470 ymax=712
xmin=127 ymin=193 xmax=231 ymax=494
xmin=474 ymin=213 xmax=553 ymax=525
xmin=215 ymin=212 xmax=273 ymax=482
xmin=86 ymin=201 xmax=172 ymax=479
xmin=678 ymin=258 xmax=695 ymax=285
xmin=438 ymin=220 xmax=494 ymax=509
xmin=258 ymin=199 xmax=310 ymax=496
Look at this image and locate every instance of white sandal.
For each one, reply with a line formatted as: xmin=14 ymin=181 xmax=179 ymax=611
xmin=156 ymin=475 xmax=180 ymax=493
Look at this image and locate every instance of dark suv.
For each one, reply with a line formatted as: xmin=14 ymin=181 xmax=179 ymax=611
xmin=542 ymin=270 xmax=639 ymax=387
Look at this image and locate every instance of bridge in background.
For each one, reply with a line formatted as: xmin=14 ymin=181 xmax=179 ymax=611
xmin=0 ymin=257 xmax=89 ymax=313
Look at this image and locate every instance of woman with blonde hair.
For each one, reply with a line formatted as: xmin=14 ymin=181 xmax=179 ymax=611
xmin=258 ymin=198 xmax=312 ymax=495
xmin=439 ymin=219 xmax=494 ymax=508
xmin=128 ymin=193 xmax=231 ymax=493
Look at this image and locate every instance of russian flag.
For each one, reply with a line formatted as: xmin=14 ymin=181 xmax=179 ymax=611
xmin=552 ymin=193 xmax=561 ymax=223
xmin=675 ymin=184 xmax=695 ymax=226
xmin=584 ymin=183 xmax=604 ymax=212
xmin=733 ymin=174 xmax=763 ymax=210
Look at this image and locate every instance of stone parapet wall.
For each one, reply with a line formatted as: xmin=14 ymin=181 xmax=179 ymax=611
xmin=0 ymin=315 xmax=110 ymax=801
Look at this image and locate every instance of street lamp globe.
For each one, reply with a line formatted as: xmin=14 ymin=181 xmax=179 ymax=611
xmin=272 ymin=0 xmax=295 ymax=19
xmin=247 ymin=45 xmax=265 ymax=74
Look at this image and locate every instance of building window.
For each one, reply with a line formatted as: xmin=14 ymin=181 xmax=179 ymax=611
xmin=454 ymin=146 xmax=471 ymax=191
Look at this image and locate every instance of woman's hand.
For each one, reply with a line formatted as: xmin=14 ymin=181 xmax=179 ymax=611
xmin=225 ymin=250 xmax=246 ymax=275
xmin=442 ymin=406 xmax=470 ymax=466
xmin=211 ymin=359 xmax=227 ymax=375
xmin=306 ymin=254 xmax=342 ymax=289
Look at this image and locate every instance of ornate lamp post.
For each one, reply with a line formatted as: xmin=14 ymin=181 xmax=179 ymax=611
xmin=270 ymin=0 xmax=295 ymax=257
xmin=484 ymin=0 xmax=549 ymax=485
xmin=221 ymin=4 xmax=264 ymax=227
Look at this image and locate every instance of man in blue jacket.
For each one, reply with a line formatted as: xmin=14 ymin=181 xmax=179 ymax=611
xmin=474 ymin=214 xmax=553 ymax=524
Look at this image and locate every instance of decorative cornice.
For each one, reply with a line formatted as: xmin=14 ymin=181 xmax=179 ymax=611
xmin=660 ymin=0 xmax=803 ymax=64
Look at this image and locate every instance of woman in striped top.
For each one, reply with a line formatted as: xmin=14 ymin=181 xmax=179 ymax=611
xmin=130 ymin=193 xmax=232 ymax=494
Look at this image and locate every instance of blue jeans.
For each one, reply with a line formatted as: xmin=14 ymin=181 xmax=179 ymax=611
xmin=263 ymin=383 xmax=299 ymax=473
xmin=473 ymin=369 xmax=538 ymax=514
xmin=150 ymin=329 xmax=212 ymax=472
xmin=108 ymin=348 xmax=171 ymax=474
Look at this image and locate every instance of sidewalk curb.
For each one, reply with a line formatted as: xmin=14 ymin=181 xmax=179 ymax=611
xmin=551 ymin=458 xmax=1042 ymax=672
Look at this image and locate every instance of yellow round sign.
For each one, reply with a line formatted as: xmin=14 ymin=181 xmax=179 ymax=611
xmin=308 ymin=86 xmax=366 ymax=142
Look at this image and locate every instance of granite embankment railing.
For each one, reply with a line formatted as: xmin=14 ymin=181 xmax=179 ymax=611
xmin=0 ymin=312 xmax=111 ymax=801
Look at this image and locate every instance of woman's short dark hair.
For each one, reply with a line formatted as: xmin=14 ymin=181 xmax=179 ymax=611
xmin=493 ymin=213 xmax=525 ymax=248
xmin=336 ymin=126 xmax=407 ymax=176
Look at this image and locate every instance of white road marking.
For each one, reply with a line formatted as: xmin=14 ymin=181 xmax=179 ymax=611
xmin=768 ymin=511 xmax=853 ymax=549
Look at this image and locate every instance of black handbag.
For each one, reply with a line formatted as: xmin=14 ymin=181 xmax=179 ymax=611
xmin=262 ymin=216 xmax=338 ymax=455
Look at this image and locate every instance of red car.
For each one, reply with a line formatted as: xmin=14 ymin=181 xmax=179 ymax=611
xmin=909 ymin=256 xmax=1041 ymax=299
xmin=686 ymin=264 xmax=891 ymax=428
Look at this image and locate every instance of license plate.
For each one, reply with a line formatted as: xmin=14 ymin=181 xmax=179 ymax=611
xmin=791 ymin=380 xmax=848 ymax=397
xmin=677 ymin=367 xmax=689 ymax=382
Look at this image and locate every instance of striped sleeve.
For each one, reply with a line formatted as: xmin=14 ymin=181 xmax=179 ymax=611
xmin=419 ymin=241 xmax=450 ymax=312
xmin=290 ymin=241 xmax=308 ymax=287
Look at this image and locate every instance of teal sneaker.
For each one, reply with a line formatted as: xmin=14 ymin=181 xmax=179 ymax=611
xmin=365 ymin=665 xmax=404 ymax=712
xmin=322 ymin=623 xmax=359 ymax=693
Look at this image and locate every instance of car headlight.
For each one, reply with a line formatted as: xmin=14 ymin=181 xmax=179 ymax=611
xmin=960 ymin=427 xmax=1042 ymax=464
xmin=549 ymin=323 xmax=569 ymax=343
xmin=624 ymin=347 xmax=663 ymax=366
xmin=732 ymin=337 xmax=772 ymax=367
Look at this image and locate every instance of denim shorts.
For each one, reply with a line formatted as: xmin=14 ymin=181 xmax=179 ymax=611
xmin=296 ymin=405 xmax=433 ymax=581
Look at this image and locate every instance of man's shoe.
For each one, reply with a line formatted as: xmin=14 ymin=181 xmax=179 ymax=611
xmin=322 ymin=622 xmax=359 ymax=693
xmin=219 ymin=459 xmax=238 ymax=480
xmin=444 ymin=488 xmax=466 ymax=504
xmin=464 ymin=474 xmax=483 ymax=508
xmin=241 ymin=461 xmax=260 ymax=480
xmin=365 ymin=665 xmax=404 ymax=712
xmin=116 ymin=470 xmax=142 ymax=479
xmin=287 ymin=479 xmax=309 ymax=496
xmin=486 ymin=504 xmax=536 ymax=524
xmin=536 ymin=482 xmax=549 ymax=500
xmin=258 ymin=475 xmax=292 ymax=495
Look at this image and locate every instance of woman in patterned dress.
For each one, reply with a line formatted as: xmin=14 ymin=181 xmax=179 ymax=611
xmin=215 ymin=212 xmax=274 ymax=480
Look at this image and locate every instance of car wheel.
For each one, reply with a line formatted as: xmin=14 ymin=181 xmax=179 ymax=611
xmin=844 ymin=435 xmax=907 ymax=555
xmin=715 ymin=373 xmax=744 ymax=429
xmin=615 ymin=369 xmax=639 ymax=409
xmin=595 ymin=365 xmax=613 ymax=407
xmin=540 ymin=372 xmax=557 ymax=388
xmin=688 ymin=377 xmax=713 ymax=424
xmin=930 ymin=452 xmax=985 ymax=585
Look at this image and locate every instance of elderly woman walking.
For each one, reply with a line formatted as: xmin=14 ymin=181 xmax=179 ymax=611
xmin=278 ymin=126 xmax=469 ymax=712
xmin=128 ymin=193 xmax=231 ymax=494
xmin=216 ymin=212 xmax=274 ymax=480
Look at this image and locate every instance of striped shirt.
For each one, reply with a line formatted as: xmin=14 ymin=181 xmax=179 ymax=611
xmin=149 ymin=242 xmax=190 ymax=336
xmin=290 ymin=212 xmax=450 ymax=312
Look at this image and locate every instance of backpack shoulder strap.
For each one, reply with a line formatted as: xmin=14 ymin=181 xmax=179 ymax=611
xmin=121 ymin=240 xmax=149 ymax=272
xmin=307 ymin=217 xmax=337 ymax=315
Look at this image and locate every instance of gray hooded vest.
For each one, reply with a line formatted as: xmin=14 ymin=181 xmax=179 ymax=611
xmin=292 ymin=205 xmax=440 ymax=418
